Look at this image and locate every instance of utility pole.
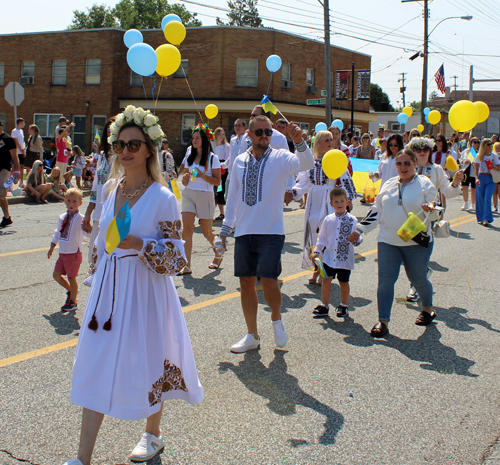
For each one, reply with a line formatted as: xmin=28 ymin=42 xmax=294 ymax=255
xmin=469 ymin=64 xmax=500 ymax=101
xmin=323 ymin=0 xmax=332 ymax=126
xmin=452 ymin=75 xmax=458 ymax=100
xmin=421 ymin=0 xmax=429 ymax=128
xmin=351 ymin=62 xmax=355 ymax=132
xmin=398 ymin=72 xmax=407 ymax=107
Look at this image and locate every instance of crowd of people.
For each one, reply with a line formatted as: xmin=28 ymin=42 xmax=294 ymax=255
xmin=1 ymin=103 xmax=499 ymax=465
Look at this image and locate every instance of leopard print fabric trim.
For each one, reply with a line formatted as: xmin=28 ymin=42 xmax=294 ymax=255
xmin=87 ymin=245 xmax=98 ymax=277
xmin=158 ymin=219 xmax=183 ymax=240
xmin=139 ymin=240 xmax=187 ymax=275
xmin=148 ymin=359 xmax=188 ymax=406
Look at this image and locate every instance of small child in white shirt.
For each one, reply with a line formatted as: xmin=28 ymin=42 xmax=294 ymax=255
xmin=312 ymin=188 xmax=362 ymax=318
xmin=48 ymin=188 xmax=88 ymax=311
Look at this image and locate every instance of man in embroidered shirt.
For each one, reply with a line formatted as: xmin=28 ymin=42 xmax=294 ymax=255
xmin=220 ymin=116 xmax=314 ymax=353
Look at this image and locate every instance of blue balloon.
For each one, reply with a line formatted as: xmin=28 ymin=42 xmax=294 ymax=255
xmin=162 ymin=14 xmax=182 ymax=30
xmin=266 ymin=55 xmax=282 ymax=73
xmin=127 ymin=43 xmax=158 ymax=77
xmin=425 ymin=114 xmax=429 ymax=123
xmin=332 ymin=119 xmax=344 ymax=131
xmin=315 ymin=122 xmax=328 ymax=133
xmin=397 ymin=113 xmax=409 ymax=124
xmin=423 ymin=107 xmax=431 ymax=116
xmin=124 ymin=29 xmax=143 ymax=48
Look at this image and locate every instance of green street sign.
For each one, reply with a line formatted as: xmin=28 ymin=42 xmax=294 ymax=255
xmin=321 ymin=90 xmax=328 ymax=96
xmin=306 ymin=98 xmax=326 ymax=105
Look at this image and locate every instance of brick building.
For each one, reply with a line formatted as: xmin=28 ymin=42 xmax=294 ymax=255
xmin=0 ymin=26 xmax=374 ymax=160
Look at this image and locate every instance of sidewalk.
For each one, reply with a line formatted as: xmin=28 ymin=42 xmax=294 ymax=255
xmin=6 ymin=187 xmax=91 ymax=205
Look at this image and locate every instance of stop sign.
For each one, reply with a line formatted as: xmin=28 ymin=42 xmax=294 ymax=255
xmin=4 ymin=82 xmax=25 ymax=107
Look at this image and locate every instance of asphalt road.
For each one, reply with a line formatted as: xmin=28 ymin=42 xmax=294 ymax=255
xmin=1 ymin=190 xmax=500 ymax=465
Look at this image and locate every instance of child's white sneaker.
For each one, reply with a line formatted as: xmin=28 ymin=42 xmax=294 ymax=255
xmin=130 ymin=432 xmax=164 ymax=462
xmin=230 ymin=334 xmax=260 ymax=353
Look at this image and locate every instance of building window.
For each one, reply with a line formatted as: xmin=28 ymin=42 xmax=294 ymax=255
xmin=0 ymin=114 xmax=6 ymax=128
xmin=92 ymin=115 xmax=107 ymax=146
xmin=236 ymin=59 xmax=258 ymax=87
xmin=86 ymin=59 xmax=101 ymax=85
xmin=52 ymin=60 xmax=67 ymax=85
xmin=130 ymin=71 xmax=142 ymax=86
xmin=181 ymin=114 xmax=196 ymax=145
xmin=0 ymin=63 xmax=4 ymax=86
xmin=22 ymin=61 xmax=35 ymax=77
xmin=282 ymin=63 xmax=291 ymax=82
xmin=73 ymin=116 xmax=87 ymax=152
xmin=297 ymin=122 xmax=310 ymax=134
xmin=174 ymin=59 xmax=189 ymax=78
xmin=34 ymin=114 xmax=63 ymax=138
xmin=306 ymin=69 xmax=315 ymax=86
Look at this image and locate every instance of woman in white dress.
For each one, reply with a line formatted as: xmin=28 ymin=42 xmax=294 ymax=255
xmin=292 ymin=130 xmax=356 ymax=284
xmin=63 ymin=108 xmax=203 ymax=465
xmin=212 ymin=127 xmax=230 ymax=220
xmin=370 ymin=134 xmax=404 ymax=188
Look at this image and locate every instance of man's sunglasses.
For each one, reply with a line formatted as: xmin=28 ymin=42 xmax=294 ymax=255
xmin=395 ymin=160 xmax=414 ymax=166
xmin=252 ymin=128 xmax=273 ymax=137
xmin=413 ymin=147 xmax=430 ymax=153
xmin=112 ymin=139 xmax=147 ymax=153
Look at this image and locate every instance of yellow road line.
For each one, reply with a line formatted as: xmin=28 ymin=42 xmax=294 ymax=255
xmin=451 ymin=217 xmax=477 ymax=228
xmin=0 ymin=247 xmax=379 ymax=368
xmin=0 ymin=246 xmax=57 ymax=258
xmin=449 ymin=215 xmax=474 ymax=225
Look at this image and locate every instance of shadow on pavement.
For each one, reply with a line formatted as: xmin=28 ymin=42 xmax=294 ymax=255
xmin=219 ymin=349 xmax=344 ymax=446
xmin=434 ymin=306 xmax=500 ymax=334
xmin=179 ymin=272 xmax=226 ymax=297
xmin=282 ymin=241 xmax=303 ymax=255
xmin=428 ymin=261 xmax=449 ymax=272
xmin=449 ymin=230 xmax=473 ymax=240
xmin=260 ymin=290 xmax=320 ymax=314
xmin=43 ymin=310 xmax=80 ymax=335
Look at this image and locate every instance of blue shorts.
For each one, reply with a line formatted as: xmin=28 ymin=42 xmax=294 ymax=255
xmin=234 ymin=234 xmax=285 ymax=280
xmin=72 ymin=168 xmax=83 ymax=177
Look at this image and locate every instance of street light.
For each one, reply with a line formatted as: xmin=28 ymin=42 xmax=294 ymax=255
xmin=428 ymin=16 xmax=473 ymax=37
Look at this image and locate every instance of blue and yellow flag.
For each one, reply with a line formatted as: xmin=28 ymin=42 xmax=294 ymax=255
xmin=314 ymin=257 xmax=327 ymax=278
xmin=191 ymin=168 xmax=198 ymax=181
xmin=468 ymin=147 xmax=477 ymax=164
xmin=261 ymin=95 xmax=278 ymax=115
xmin=94 ymin=127 xmax=101 ymax=144
xmin=106 ymin=201 xmax=131 ymax=254
xmin=168 ymin=179 xmax=181 ymax=200
xmin=350 ymin=158 xmax=382 ymax=194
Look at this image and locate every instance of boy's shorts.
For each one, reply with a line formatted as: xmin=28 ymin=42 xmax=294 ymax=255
xmin=323 ymin=264 xmax=351 ymax=283
xmin=54 ymin=251 xmax=82 ymax=277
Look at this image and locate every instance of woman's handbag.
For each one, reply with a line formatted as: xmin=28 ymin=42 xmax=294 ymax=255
xmin=433 ymin=220 xmax=451 ymax=238
xmin=490 ymin=168 xmax=500 ymax=183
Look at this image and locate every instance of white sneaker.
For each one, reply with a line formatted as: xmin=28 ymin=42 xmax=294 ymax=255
xmin=230 ymin=333 xmax=260 ymax=353
xmin=461 ymin=202 xmax=469 ymax=211
xmin=470 ymin=204 xmax=475 ymax=211
xmin=273 ymin=319 xmax=288 ymax=348
xmin=130 ymin=432 xmax=164 ymax=462
xmin=63 ymin=460 xmax=84 ymax=465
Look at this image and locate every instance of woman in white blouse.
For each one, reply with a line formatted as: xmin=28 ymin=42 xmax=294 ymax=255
xmin=474 ymin=138 xmax=500 ymax=225
xmin=212 ymin=127 xmax=230 ymax=221
xmin=178 ymin=125 xmax=222 ymax=274
xmin=370 ymin=134 xmax=404 ymax=187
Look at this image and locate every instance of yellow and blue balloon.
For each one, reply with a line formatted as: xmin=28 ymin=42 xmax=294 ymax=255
xmin=106 ymin=201 xmax=131 ymax=254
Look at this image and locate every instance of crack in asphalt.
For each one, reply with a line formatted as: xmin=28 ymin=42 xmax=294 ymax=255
xmin=0 ymin=449 xmax=41 ymax=465
xmin=481 ymin=435 xmax=500 ymax=464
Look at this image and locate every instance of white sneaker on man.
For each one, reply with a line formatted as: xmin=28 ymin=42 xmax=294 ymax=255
xmin=63 ymin=460 xmax=84 ymax=465
xmin=230 ymin=333 xmax=260 ymax=353
xmin=461 ymin=202 xmax=469 ymax=211
xmin=130 ymin=432 xmax=164 ymax=462
xmin=272 ymin=319 xmax=288 ymax=348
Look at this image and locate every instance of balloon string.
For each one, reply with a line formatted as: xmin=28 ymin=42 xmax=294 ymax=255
xmin=154 ymin=77 xmax=164 ymax=112
xmin=141 ymin=77 xmax=151 ymax=112
xmin=152 ymin=77 xmax=158 ymax=114
xmin=266 ymin=72 xmax=273 ymax=97
xmin=181 ymin=65 xmax=205 ymax=125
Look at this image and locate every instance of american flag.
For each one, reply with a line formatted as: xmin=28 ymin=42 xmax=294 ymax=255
xmin=434 ymin=64 xmax=446 ymax=94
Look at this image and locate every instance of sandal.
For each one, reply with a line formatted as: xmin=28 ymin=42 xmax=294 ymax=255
xmin=370 ymin=322 xmax=389 ymax=338
xmin=214 ymin=214 xmax=225 ymax=221
xmin=415 ymin=311 xmax=436 ymax=326
xmin=208 ymin=256 xmax=223 ymax=269
xmin=178 ymin=266 xmax=192 ymax=276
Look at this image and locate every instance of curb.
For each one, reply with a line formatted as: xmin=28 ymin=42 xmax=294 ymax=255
xmin=7 ymin=189 xmax=91 ymax=206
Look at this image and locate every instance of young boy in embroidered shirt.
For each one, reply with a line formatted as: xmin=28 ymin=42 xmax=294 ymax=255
xmin=312 ymin=188 xmax=362 ymax=318
xmin=48 ymin=188 xmax=88 ymax=311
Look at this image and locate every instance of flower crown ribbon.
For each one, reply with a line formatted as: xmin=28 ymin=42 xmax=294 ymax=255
xmin=192 ymin=123 xmax=214 ymax=140
xmin=108 ymin=106 xmax=166 ymax=146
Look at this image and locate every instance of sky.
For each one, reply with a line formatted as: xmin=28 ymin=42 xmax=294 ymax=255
xmin=3 ymin=0 xmax=499 ymax=107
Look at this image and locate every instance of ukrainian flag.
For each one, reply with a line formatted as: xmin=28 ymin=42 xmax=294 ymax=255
xmin=168 ymin=179 xmax=181 ymax=200
xmin=350 ymin=158 xmax=382 ymax=194
xmin=106 ymin=201 xmax=131 ymax=254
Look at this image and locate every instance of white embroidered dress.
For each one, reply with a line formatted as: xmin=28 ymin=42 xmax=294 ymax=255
xmin=71 ymin=181 xmax=204 ymax=420
xmin=292 ymin=161 xmax=356 ymax=269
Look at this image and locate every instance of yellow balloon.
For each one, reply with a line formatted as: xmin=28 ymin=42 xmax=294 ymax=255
xmin=445 ymin=156 xmax=459 ymax=172
xmin=205 ymin=104 xmax=218 ymax=120
xmin=449 ymin=100 xmax=479 ymax=132
xmin=164 ymin=21 xmax=186 ymax=46
xmin=417 ymin=124 xmax=424 ymax=133
xmin=155 ymin=44 xmax=181 ymax=77
xmin=474 ymin=101 xmax=490 ymax=123
xmin=403 ymin=106 xmax=413 ymax=117
xmin=321 ymin=149 xmax=348 ymax=180
xmin=428 ymin=110 xmax=441 ymax=125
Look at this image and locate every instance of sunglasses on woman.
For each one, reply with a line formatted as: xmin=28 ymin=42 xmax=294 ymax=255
xmin=413 ymin=147 xmax=430 ymax=153
xmin=112 ymin=139 xmax=147 ymax=153
xmin=395 ymin=160 xmax=414 ymax=166
xmin=253 ymin=128 xmax=273 ymax=137
xmin=389 ymin=143 xmax=399 ymax=147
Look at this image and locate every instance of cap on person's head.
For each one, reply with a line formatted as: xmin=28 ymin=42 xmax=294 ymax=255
xmin=59 ymin=116 xmax=67 ymax=123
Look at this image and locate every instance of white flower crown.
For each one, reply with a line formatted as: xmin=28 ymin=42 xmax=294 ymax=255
xmin=407 ymin=136 xmax=435 ymax=150
xmin=108 ymin=105 xmax=165 ymax=146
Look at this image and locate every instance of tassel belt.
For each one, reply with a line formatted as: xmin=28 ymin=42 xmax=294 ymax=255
xmin=88 ymin=252 xmax=139 ymax=332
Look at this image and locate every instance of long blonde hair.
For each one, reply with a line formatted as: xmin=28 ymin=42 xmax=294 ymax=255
xmin=312 ymin=130 xmax=332 ymax=158
xmin=213 ymin=127 xmax=229 ymax=146
xmin=49 ymin=167 xmax=62 ymax=183
xmin=106 ymin=122 xmax=167 ymax=194
xmin=477 ymin=138 xmax=492 ymax=162
xmin=28 ymin=160 xmax=44 ymax=186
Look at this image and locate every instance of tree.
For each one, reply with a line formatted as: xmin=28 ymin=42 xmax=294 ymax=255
xmin=68 ymin=4 xmax=117 ymax=30
xmin=409 ymin=100 xmax=422 ymax=112
xmin=216 ymin=0 xmax=263 ymax=27
xmin=370 ymin=83 xmax=394 ymax=112
xmin=68 ymin=0 xmax=201 ymax=30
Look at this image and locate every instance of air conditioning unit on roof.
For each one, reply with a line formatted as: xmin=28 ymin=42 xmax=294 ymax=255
xmin=282 ymin=80 xmax=294 ymax=90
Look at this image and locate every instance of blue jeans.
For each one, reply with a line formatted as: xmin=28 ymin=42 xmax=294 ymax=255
xmin=476 ymin=173 xmax=496 ymax=223
xmin=377 ymin=241 xmax=434 ymax=322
